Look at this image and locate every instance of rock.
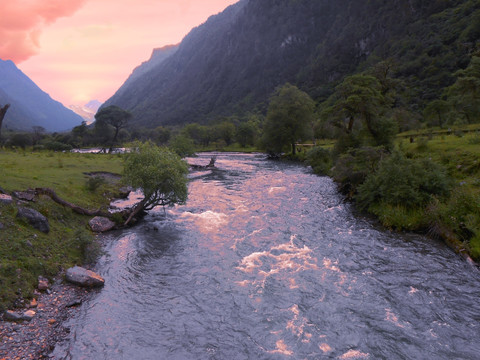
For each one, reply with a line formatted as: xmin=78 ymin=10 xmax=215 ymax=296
xmin=66 ymin=266 xmax=105 ymax=288
xmin=0 ymin=193 xmax=13 ymax=205
xmin=16 ymin=207 xmax=50 ymax=233
xmin=47 ymin=318 xmax=56 ymax=325
xmin=38 ymin=276 xmax=49 ymax=291
xmin=4 ymin=310 xmax=23 ymax=322
xmin=27 ymin=299 xmax=38 ymax=308
xmin=22 ymin=310 xmax=36 ymax=321
xmin=117 ymin=186 xmax=132 ymax=198
xmin=89 ymin=216 xmax=115 ymax=232
xmin=0 ymin=222 xmax=4 ymax=230
xmin=66 ymin=299 xmax=83 ymax=307
xmin=12 ymin=190 xmax=35 ymax=202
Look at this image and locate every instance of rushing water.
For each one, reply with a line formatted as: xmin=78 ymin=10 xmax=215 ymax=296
xmin=53 ymin=153 xmax=480 ymax=360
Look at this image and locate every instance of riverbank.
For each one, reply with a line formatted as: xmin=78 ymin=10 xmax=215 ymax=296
xmin=0 ymin=273 xmax=97 ymax=359
xmin=0 ymin=150 xmax=123 ymax=311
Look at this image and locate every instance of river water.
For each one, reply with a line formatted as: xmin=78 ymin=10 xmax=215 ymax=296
xmin=53 ymin=152 xmax=480 ymax=359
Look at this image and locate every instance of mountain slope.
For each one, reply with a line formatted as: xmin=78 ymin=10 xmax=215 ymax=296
xmin=105 ymin=0 xmax=480 ymax=128
xmin=0 ymin=59 xmax=83 ymax=132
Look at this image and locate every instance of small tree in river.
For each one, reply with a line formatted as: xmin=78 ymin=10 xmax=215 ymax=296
xmin=123 ymin=141 xmax=189 ymax=225
xmin=262 ymin=83 xmax=315 ymax=156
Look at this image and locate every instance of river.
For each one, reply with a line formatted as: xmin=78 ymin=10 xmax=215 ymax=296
xmin=52 ymin=152 xmax=480 ymax=359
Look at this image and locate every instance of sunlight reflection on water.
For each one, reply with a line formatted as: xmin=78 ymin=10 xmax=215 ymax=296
xmin=52 ymin=152 xmax=480 ymax=360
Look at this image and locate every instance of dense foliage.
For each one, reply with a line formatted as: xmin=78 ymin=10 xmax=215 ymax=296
xmin=104 ymin=0 xmax=479 ymax=129
xmin=123 ymin=142 xmax=189 ymax=211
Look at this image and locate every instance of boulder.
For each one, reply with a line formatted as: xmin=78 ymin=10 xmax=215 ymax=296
xmin=4 ymin=310 xmax=23 ymax=322
xmin=12 ymin=190 xmax=36 ymax=202
xmin=0 ymin=194 xmax=13 ymax=205
xmin=89 ymin=216 xmax=115 ymax=232
xmin=16 ymin=207 xmax=50 ymax=233
xmin=22 ymin=310 xmax=36 ymax=321
xmin=66 ymin=266 xmax=105 ymax=287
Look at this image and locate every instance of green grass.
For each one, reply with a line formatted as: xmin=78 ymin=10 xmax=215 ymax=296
xmin=0 ymin=149 xmax=123 ymax=311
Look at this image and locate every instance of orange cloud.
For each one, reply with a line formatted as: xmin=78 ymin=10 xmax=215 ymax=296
xmin=0 ymin=0 xmax=87 ymax=63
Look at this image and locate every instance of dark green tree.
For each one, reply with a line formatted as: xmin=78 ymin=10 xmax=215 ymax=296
xmin=123 ymin=141 xmax=189 ymax=224
xmin=0 ymin=103 xmax=10 ymax=141
xmin=446 ymin=56 xmax=480 ymax=124
xmin=262 ymin=83 xmax=315 ymax=156
xmin=94 ymin=105 xmax=132 ymax=152
xmin=323 ymin=74 xmax=396 ymax=149
xmin=423 ymin=99 xmax=450 ymax=127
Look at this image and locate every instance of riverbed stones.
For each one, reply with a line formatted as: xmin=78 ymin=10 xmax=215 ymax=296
xmin=16 ymin=207 xmax=50 ymax=233
xmin=89 ymin=216 xmax=115 ymax=232
xmin=66 ymin=266 xmax=105 ymax=287
xmin=38 ymin=276 xmax=50 ymax=291
xmin=3 ymin=310 xmax=36 ymax=322
xmin=0 ymin=193 xmax=13 ymax=205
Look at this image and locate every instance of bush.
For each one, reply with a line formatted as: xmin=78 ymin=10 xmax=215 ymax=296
xmin=45 ymin=141 xmax=73 ymax=151
xmin=332 ymin=146 xmax=387 ymax=196
xmin=426 ymin=187 xmax=480 ymax=248
xmin=306 ymin=147 xmax=332 ymax=175
xmin=85 ymin=176 xmax=106 ymax=192
xmin=356 ymin=151 xmax=452 ymax=210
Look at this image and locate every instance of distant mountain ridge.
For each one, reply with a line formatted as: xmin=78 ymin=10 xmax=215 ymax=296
xmin=69 ymin=100 xmax=102 ymax=124
xmin=0 ymin=59 xmax=83 ymax=132
xmin=104 ymin=0 xmax=480 ymax=128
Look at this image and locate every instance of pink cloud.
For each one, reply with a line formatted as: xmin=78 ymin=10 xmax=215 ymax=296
xmin=0 ymin=0 xmax=87 ymax=63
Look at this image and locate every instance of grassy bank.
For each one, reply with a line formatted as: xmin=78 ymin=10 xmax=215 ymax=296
xmin=0 ymin=150 xmax=123 ymax=311
xmin=306 ymin=130 xmax=480 ymax=262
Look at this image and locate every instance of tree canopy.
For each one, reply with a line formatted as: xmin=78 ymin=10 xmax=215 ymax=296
xmin=262 ymin=83 xmax=315 ymax=155
xmin=123 ymin=142 xmax=189 ymax=224
xmin=95 ymin=105 xmax=132 ymax=152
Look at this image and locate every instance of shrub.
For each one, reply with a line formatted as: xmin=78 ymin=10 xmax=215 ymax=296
xmin=45 ymin=141 xmax=73 ymax=151
xmin=85 ymin=176 xmax=106 ymax=192
xmin=426 ymin=187 xmax=480 ymax=246
xmin=306 ymin=147 xmax=332 ymax=175
xmin=332 ymin=146 xmax=387 ymax=196
xmin=356 ymin=151 xmax=452 ymax=210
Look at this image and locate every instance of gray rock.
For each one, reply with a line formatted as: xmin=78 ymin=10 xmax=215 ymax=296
xmin=0 ymin=194 xmax=13 ymax=205
xmin=66 ymin=266 xmax=105 ymax=287
xmin=16 ymin=207 xmax=50 ymax=233
xmin=4 ymin=310 xmax=23 ymax=322
xmin=12 ymin=190 xmax=36 ymax=202
xmin=0 ymin=222 xmax=4 ymax=230
xmin=89 ymin=216 xmax=115 ymax=232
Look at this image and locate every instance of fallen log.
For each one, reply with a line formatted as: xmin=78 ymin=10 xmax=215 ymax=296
xmin=35 ymin=187 xmax=111 ymax=218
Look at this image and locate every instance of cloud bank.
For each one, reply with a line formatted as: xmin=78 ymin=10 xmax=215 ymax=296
xmin=0 ymin=0 xmax=87 ymax=63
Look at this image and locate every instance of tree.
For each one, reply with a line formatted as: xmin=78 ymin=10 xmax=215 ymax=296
xmin=216 ymin=121 xmax=236 ymax=146
xmin=322 ymin=74 xmax=396 ymax=149
xmin=94 ymin=105 xmax=132 ymax=152
xmin=262 ymin=83 xmax=315 ymax=156
xmin=169 ymin=135 xmax=195 ymax=158
xmin=31 ymin=126 xmax=46 ymax=145
xmin=0 ymin=103 xmax=10 ymax=141
xmin=236 ymin=121 xmax=257 ymax=147
xmin=445 ymin=56 xmax=480 ymax=124
xmin=423 ymin=99 xmax=449 ymax=127
xmin=123 ymin=142 xmax=189 ymax=224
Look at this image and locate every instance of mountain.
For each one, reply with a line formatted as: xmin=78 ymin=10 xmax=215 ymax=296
xmin=0 ymin=59 xmax=83 ymax=132
xmin=104 ymin=0 xmax=480 ymax=128
xmin=69 ymin=100 xmax=102 ymax=124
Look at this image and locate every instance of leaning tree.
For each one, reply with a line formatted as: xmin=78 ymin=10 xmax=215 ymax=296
xmin=0 ymin=103 xmax=10 ymax=140
xmin=122 ymin=141 xmax=189 ymax=225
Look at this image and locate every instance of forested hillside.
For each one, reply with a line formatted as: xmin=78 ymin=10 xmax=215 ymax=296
xmin=105 ymin=0 xmax=479 ymax=128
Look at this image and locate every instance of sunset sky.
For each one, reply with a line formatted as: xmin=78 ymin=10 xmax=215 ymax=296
xmin=0 ymin=0 xmax=238 ymax=106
